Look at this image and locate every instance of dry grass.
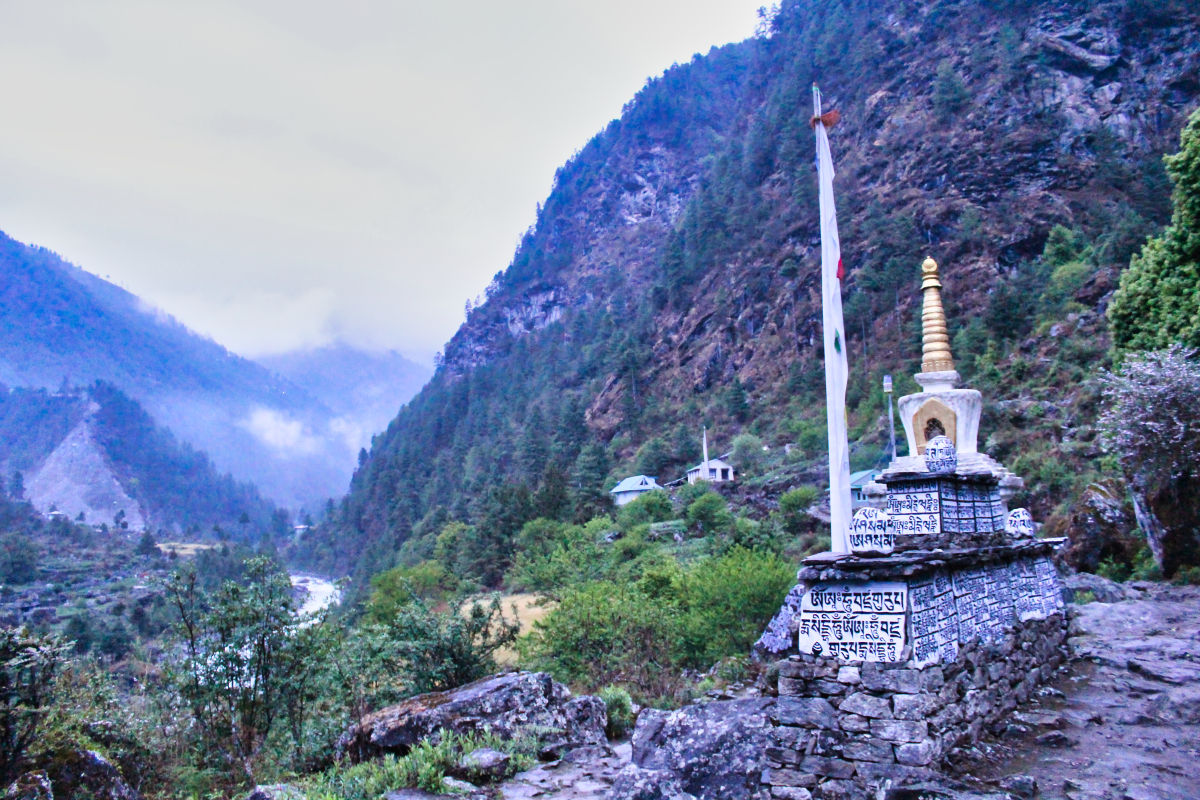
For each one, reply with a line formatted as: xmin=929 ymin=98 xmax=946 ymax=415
xmin=473 ymin=593 xmax=555 ymax=665
xmin=156 ymin=542 xmax=217 ymax=557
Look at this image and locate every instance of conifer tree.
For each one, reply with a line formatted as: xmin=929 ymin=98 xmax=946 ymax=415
xmin=1109 ymin=108 xmax=1200 ymax=350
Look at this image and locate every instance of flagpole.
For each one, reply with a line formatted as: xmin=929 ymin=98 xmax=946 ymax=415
xmin=813 ymin=84 xmax=853 ymax=554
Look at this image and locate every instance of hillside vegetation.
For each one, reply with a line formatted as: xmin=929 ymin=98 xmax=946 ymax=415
xmin=297 ymin=0 xmax=1198 ymax=597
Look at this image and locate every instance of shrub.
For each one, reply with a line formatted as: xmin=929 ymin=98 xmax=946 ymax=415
xmin=0 ymin=534 xmax=38 ymax=585
xmin=367 ymin=561 xmax=459 ymax=622
xmin=731 ymin=434 xmax=765 ymax=476
xmin=617 ymin=491 xmax=675 ymax=531
xmin=686 ymin=493 xmax=734 ymax=535
xmin=520 ymin=582 xmax=680 ymax=699
xmin=676 ymin=548 xmax=795 ymax=666
xmin=598 ymin=686 xmax=636 ymax=740
xmin=387 ymin=594 xmax=520 ymax=695
xmin=1074 ymin=590 xmax=1097 ymax=605
xmin=778 ymin=487 xmax=819 ymax=534
xmin=0 ymin=629 xmax=65 ymax=785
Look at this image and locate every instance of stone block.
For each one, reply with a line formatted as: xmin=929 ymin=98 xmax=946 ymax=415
xmin=770 ymin=788 xmax=813 ymax=800
xmin=988 ymin=662 xmax=1008 ymax=683
xmin=836 ymin=666 xmax=861 ymax=685
xmin=773 ymin=726 xmax=805 ymax=747
xmin=839 ymin=714 xmax=870 ymax=733
xmin=798 ymin=756 xmax=855 ymax=780
xmin=762 ymin=768 xmax=817 ymax=788
xmin=814 ymin=779 xmax=857 ymax=800
xmin=838 ymin=692 xmax=892 ymax=719
xmin=895 ymin=739 xmax=936 ymax=766
xmin=774 ymin=697 xmax=837 ymax=730
xmin=939 ymin=681 xmax=960 ymax=706
xmin=779 ymin=661 xmax=816 ymax=680
xmin=891 ymin=694 xmax=933 ymax=721
xmin=853 ymin=762 xmax=936 ymax=785
xmin=841 ymin=736 xmax=894 ymax=763
xmin=920 ymin=666 xmax=944 ymax=693
xmin=811 ymin=679 xmax=844 ymax=696
xmin=963 ymin=689 xmax=991 ymax=720
xmin=882 ymin=669 xmax=922 ymax=694
xmin=777 ymin=676 xmax=808 ymax=696
xmin=869 ymin=719 xmax=928 ymax=744
xmin=859 ymin=661 xmax=885 ymax=691
xmin=765 ymin=746 xmax=801 ymax=765
xmin=810 ymin=730 xmax=847 ymax=756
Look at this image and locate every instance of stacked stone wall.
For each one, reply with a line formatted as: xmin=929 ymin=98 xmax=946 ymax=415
xmin=764 ymin=614 xmax=1067 ymax=799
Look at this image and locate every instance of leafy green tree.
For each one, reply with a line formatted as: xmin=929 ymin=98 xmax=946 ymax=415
xmin=135 ymin=530 xmax=160 ymax=557
xmin=0 ymin=629 xmax=66 ymax=785
xmin=635 ymin=437 xmax=673 ymax=479
xmin=677 ymin=548 xmax=795 ymax=665
xmin=387 ymin=595 xmax=519 ymax=695
xmin=686 ymin=492 xmax=734 ymax=535
xmin=731 ymin=433 xmax=765 ymax=476
xmin=725 ymin=379 xmax=750 ymax=421
xmin=0 ymin=535 xmax=38 ymax=584
xmin=778 ymin=486 xmax=820 ymax=535
xmin=932 ymin=60 xmax=970 ymax=120
xmin=167 ymin=557 xmax=320 ymax=784
xmin=1110 ymin=108 xmax=1200 ymax=351
xmin=616 ymin=490 xmax=675 ymax=532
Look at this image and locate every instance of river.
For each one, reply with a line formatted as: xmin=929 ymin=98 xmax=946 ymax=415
xmin=290 ymin=573 xmax=341 ymax=616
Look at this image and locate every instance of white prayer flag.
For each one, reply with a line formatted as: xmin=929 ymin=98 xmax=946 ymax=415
xmin=813 ymin=85 xmax=852 ymax=554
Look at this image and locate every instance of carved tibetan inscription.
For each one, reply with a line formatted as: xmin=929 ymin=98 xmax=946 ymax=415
xmin=910 ymin=571 xmax=959 ymax=666
xmin=887 ymin=479 xmax=940 ymax=536
xmin=797 ymin=582 xmax=907 ymax=662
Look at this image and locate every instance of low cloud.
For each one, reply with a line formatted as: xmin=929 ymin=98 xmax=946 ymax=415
xmin=241 ymin=407 xmax=324 ymax=456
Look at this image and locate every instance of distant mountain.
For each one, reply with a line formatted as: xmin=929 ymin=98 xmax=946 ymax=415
xmin=299 ymin=0 xmax=1197 ymax=586
xmin=257 ymin=345 xmax=431 ymax=455
xmin=0 ymin=232 xmax=356 ymax=508
xmin=3 ymin=382 xmax=279 ymax=535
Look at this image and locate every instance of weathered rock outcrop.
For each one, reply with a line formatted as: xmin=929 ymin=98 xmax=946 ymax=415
xmin=39 ymin=749 xmax=138 ymax=800
xmin=609 ymin=698 xmax=774 ymax=800
xmin=1060 ymin=482 xmax=1139 ymax=574
xmin=339 ymin=671 xmax=606 ymax=762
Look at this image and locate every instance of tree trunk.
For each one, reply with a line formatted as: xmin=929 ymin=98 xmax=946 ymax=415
xmin=1130 ymin=488 xmax=1167 ymax=570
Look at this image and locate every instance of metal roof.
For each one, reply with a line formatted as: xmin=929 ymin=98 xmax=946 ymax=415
xmin=609 ymin=475 xmax=662 ymax=494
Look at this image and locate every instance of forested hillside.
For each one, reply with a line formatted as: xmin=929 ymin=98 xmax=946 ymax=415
xmin=0 ymin=382 xmax=283 ymax=536
xmin=0 ymin=233 xmax=349 ymax=507
xmin=297 ymin=0 xmax=1199 ymax=593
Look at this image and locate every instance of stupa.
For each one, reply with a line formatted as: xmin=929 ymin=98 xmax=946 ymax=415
xmin=756 ymin=258 xmax=1068 ymax=795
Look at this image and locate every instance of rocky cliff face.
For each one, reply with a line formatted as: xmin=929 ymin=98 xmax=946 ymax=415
xmin=309 ymin=0 xmax=1199 ymax=583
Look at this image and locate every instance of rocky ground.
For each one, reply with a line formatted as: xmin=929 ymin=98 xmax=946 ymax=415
xmin=955 ymin=583 xmax=1200 ymax=800
xmin=494 ymin=584 xmax=1200 ymax=800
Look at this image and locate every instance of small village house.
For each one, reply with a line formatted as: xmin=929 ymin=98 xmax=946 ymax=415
xmin=686 ymin=427 xmax=736 ymax=485
xmin=609 ymin=475 xmax=664 ymax=506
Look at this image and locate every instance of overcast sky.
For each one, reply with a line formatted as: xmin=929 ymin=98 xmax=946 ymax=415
xmin=0 ymin=1 xmax=761 ymax=363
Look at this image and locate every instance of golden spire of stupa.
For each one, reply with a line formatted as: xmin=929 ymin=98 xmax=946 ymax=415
xmin=919 ymin=257 xmax=955 ymax=374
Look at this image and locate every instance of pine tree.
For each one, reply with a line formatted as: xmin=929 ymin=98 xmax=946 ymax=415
xmin=1109 ymin=108 xmax=1200 ymax=351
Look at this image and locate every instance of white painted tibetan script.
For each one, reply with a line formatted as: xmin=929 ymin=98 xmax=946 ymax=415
xmin=797 ymin=582 xmax=907 ymax=661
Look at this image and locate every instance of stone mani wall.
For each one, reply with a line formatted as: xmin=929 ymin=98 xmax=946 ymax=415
xmin=764 ymin=614 xmax=1068 ymax=799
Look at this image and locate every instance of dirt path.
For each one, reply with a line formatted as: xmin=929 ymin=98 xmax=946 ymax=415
xmin=956 ymin=584 xmax=1200 ymax=800
xmin=499 ymin=743 xmax=631 ymax=800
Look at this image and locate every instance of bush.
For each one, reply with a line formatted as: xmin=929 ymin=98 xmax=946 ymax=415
xmin=731 ymin=434 xmax=765 ymax=476
xmin=520 ymin=582 xmax=680 ymax=700
xmin=598 ymin=686 xmax=636 ymax=740
xmin=676 ymin=548 xmax=794 ymax=666
xmin=616 ymin=491 xmax=675 ymax=531
xmin=0 ymin=534 xmax=38 ymax=584
xmin=387 ymin=594 xmax=520 ymax=695
xmin=778 ymin=487 xmax=819 ymax=534
xmin=367 ymin=560 xmax=459 ymax=622
xmin=0 ymin=629 xmax=65 ymax=784
xmin=686 ymin=493 xmax=734 ymax=535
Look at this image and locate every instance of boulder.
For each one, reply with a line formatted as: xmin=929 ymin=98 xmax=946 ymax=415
xmin=40 ymin=749 xmax=138 ymax=800
xmin=3 ymin=772 xmax=53 ymax=800
xmin=339 ymin=671 xmax=606 ymax=762
xmin=454 ymin=748 xmax=511 ymax=781
xmin=1060 ymin=482 xmax=1140 ymax=574
xmin=1062 ymin=572 xmax=1139 ymax=604
xmin=610 ymin=698 xmax=774 ymax=800
xmin=246 ymin=786 xmax=302 ymax=800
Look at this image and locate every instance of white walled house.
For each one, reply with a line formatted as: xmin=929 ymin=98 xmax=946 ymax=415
xmin=686 ymin=457 xmax=735 ymax=485
xmin=609 ymin=475 xmax=664 ymax=506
